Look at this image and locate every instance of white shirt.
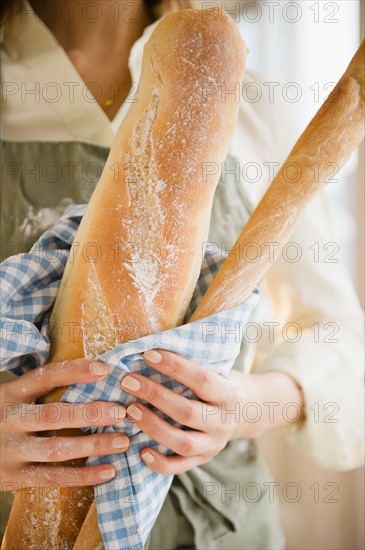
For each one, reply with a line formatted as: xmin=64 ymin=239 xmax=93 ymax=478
xmin=1 ymin=1 xmax=364 ymax=470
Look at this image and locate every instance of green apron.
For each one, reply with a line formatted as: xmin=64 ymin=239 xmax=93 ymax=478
xmin=0 ymin=140 xmax=285 ymax=549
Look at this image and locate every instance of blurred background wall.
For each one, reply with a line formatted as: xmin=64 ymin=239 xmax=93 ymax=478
xmin=233 ymin=1 xmax=364 ymax=548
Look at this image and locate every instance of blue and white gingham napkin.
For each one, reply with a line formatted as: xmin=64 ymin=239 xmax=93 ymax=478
xmin=0 ymin=204 xmax=259 ymax=550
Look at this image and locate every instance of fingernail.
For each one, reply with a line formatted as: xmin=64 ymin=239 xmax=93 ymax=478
xmin=112 ymin=435 xmax=129 ymax=449
xmin=122 ymin=376 xmax=141 ymax=391
xmin=127 ymin=404 xmax=143 ymax=422
xmin=90 ymin=362 xmax=109 ymax=376
xmin=143 ymin=350 xmax=161 ymax=363
xmin=142 ymin=452 xmax=154 ymax=464
xmin=99 ymin=467 xmax=115 ymax=480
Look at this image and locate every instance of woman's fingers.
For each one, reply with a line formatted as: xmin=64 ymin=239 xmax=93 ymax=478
xmin=142 ymin=349 xmax=238 ymax=404
xmin=8 ymin=359 xmax=110 ymax=402
xmin=5 ymin=401 xmax=126 ymax=433
xmin=121 ymin=373 xmax=214 ymax=431
xmin=140 ymin=448 xmax=207 ymax=475
xmin=0 ymin=359 xmax=131 ymax=488
xmin=9 ymin=463 xmax=117 ymax=488
xmin=127 ymin=403 xmax=212 ymax=458
xmin=6 ymin=432 xmax=129 ymax=463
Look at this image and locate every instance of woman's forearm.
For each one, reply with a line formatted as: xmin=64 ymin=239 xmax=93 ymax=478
xmin=230 ymin=371 xmax=305 ymax=440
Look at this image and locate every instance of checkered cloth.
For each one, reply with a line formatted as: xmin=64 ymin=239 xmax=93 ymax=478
xmin=0 ymin=204 xmax=259 ymax=550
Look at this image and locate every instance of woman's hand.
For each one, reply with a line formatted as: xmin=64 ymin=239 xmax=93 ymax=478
xmin=121 ymin=349 xmax=304 ymax=474
xmin=0 ymin=359 xmax=129 ymax=489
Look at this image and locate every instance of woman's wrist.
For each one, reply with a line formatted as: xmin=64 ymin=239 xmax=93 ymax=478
xmin=231 ymin=371 xmax=305 ymax=440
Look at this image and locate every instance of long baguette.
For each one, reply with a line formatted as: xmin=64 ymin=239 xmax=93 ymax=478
xmin=190 ymin=40 xmax=365 ymax=321
xmin=2 ymin=7 xmax=247 ymax=550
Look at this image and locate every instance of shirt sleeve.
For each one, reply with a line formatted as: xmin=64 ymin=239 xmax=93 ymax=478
xmin=253 ymin=191 xmax=364 ymax=471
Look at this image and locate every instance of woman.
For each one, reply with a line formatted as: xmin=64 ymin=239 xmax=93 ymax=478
xmin=1 ymin=0 xmax=363 ymax=548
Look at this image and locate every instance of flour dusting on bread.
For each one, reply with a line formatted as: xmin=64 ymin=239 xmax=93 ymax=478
xmin=81 ymin=263 xmax=117 ymax=357
xmin=123 ymin=87 xmax=179 ymax=329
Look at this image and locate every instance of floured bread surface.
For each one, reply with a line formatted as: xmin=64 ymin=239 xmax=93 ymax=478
xmin=2 ymin=470 xmax=94 ymax=550
xmin=122 ymin=88 xmax=179 ymax=332
xmin=48 ymin=7 xmax=247 ymax=361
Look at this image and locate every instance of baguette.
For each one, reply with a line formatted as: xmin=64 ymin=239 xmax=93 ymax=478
xmin=190 ymin=39 xmax=365 ymax=321
xmin=2 ymin=7 xmax=247 ymax=549
xmin=48 ymin=7 xmax=247 ymax=361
